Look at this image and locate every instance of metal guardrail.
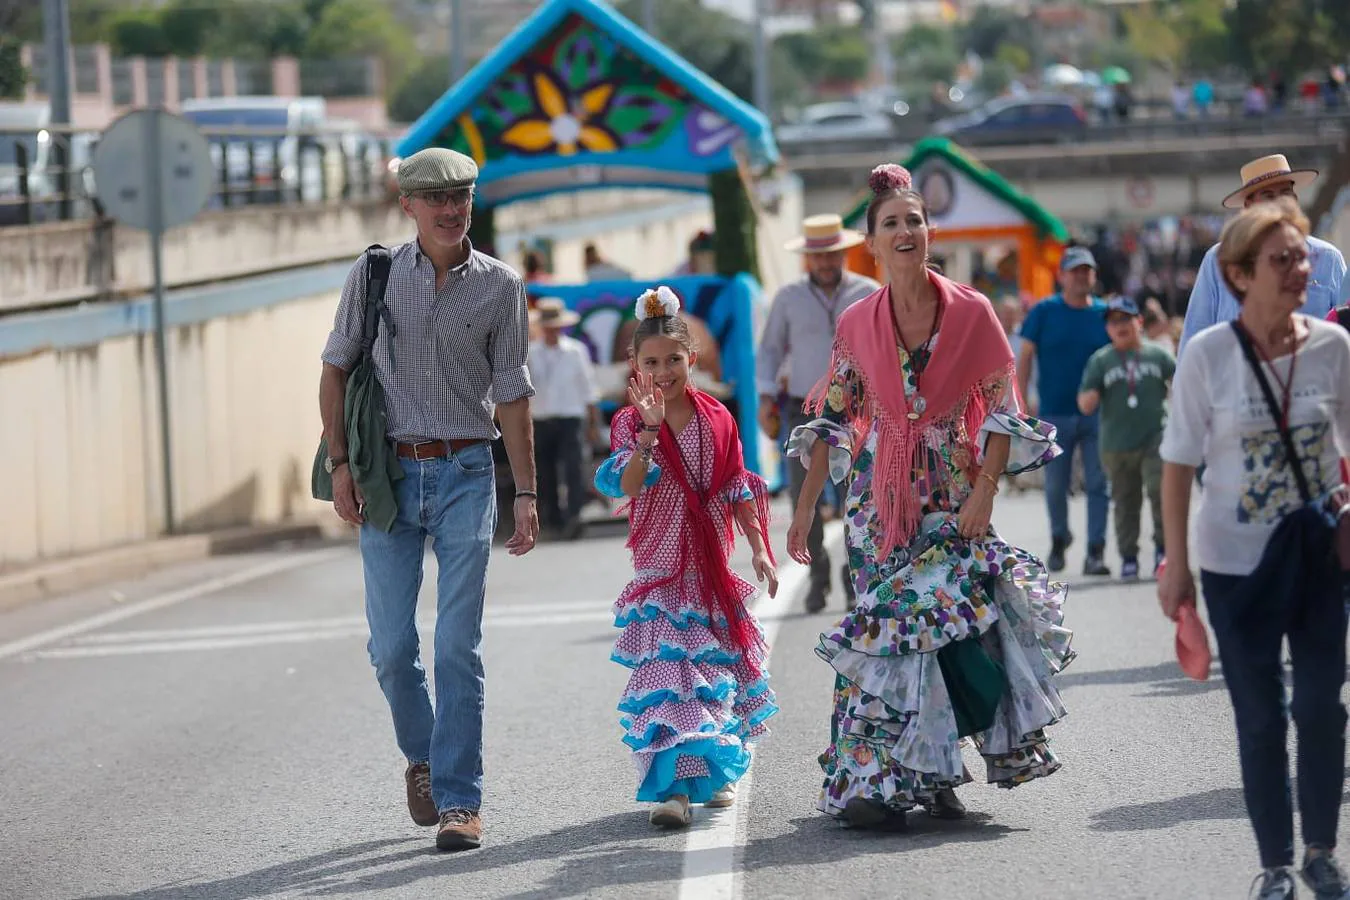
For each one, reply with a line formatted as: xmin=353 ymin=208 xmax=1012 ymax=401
xmin=0 ymin=122 xmax=402 ymax=228
xmin=777 ymin=109 xmax=1350 ymax=159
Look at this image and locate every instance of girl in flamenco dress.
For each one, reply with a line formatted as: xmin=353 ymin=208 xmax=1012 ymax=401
xmin=787 ymin=165 xmax=1075 ymax=830
xmin=595 ymin=286 xmax=780 ymax=829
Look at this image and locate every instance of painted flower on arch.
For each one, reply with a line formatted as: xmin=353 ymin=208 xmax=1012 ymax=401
xmin=501 ymin=69 xmax=620 ymax=156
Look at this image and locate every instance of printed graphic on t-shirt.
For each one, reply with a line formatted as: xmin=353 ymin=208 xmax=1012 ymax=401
xmin=1237 ymin=420 xmax=1331 ymax=523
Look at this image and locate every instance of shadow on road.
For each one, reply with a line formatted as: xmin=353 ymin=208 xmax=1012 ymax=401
xmin=1056 ymin=660 xmax=1227 ymax=697
xmin=1090 ymin=787 xmax=1246 ymax=832
xmin=79 ymin=807 xmax=1027 ymax=899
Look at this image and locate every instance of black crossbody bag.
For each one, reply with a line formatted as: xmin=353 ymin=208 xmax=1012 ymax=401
xmin=1230 ymin=321 xmax=1350 ymax=573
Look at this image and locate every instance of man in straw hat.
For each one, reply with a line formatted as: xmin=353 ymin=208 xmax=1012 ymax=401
xmin=1179 ymin=153 xmax=1347 ymax=358
xmin=757 ymin=214 xmax=880 ymax=613
xmin=527 ymin=297 xmax=599 ymax=541
xmin=319 ymin=146 xmax=538 ymax=853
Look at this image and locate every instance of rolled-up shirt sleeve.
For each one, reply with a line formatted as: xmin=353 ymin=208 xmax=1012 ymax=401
xmin=320 ymin=256 xmax=369 ymax=371
xmin=490 ymin=280 xmax=535 ymax=403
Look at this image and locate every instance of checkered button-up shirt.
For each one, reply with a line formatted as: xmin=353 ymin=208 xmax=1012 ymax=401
xmin=321 ymin=239 xmax=534 ymax=442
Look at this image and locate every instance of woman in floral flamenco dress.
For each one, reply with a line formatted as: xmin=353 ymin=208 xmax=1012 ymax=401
xmin=787 ymin=165 xmax=1074 ymax=830
xmin=596 ymin=286 xmax=780 ymax=829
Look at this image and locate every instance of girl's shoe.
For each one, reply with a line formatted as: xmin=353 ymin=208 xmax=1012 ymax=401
xmin=705 ymin=784 xmax=737 ymax=809
xmin=650 ymin=796 xmax=692 ymax=829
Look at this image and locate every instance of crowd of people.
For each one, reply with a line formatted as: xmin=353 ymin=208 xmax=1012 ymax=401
xmin=314 ymin=141 xmax=1350 ymax=899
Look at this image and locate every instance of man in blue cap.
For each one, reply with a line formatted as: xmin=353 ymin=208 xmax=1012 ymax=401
xmin=1017 ymin=246 xmax=1112 ymax=575
xmin=1077 ymin=296 xmax=1176 ymax=579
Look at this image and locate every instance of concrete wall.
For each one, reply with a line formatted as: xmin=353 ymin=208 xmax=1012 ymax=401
xmin=0 ymin=177 xmax=804 ymax=569
xmin=1 ymin=187 xmax=771 ymax=314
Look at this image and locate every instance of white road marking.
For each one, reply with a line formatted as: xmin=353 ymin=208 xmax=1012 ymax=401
xmin=676 ymin=522 xmax=845 ymax=900
xmin=0 ymin=548 xmax=347 ymax=662
xmin=16 ymin=603 xmax=617 ymax=661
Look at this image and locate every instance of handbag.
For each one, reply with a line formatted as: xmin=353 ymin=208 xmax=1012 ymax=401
xmin=1230 ymin=321 xmax=1350 ymax=572
xmin=311 ymin=245 xmax=393 ymax=501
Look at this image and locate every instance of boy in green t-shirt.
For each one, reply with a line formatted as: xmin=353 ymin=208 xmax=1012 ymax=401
xmin=1077 ymin=297 xmax=1176 ymax=580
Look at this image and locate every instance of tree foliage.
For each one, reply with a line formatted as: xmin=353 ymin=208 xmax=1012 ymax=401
xmin=0 ymin=35 xmax=28 ymax=100
xmin=304 ymin=0 xmax=416 ymax=88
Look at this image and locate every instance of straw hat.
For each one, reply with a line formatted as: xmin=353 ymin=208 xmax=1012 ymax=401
xmin=529 ymin=297 xmax=580 ymax=328
xmin=1221 ymin=154 xmax=1319 ymax=209
xmin=784 ymin=214 xmax=865 ymax=254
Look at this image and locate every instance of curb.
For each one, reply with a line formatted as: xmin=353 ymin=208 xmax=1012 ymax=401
xmin=0 ymin=521 xmax=333 ymax=613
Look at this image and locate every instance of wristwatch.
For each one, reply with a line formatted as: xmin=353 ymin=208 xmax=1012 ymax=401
xmin=324 ymin=455 xmax=349 ymax=473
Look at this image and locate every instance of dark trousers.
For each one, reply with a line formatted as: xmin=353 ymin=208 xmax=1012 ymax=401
xmin=1201 ymin=569 xmax=1347 ymax=868
xmin=535 ymin=416 xmax=586 ymax=529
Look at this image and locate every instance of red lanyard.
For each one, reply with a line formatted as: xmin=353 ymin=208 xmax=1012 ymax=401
xmin=1236 ymin=322 xmax=1299 ymax=430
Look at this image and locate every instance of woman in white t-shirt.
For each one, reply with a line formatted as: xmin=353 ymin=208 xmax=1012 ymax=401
xmin=1158 ymin=198 xmax=1350 ymax=900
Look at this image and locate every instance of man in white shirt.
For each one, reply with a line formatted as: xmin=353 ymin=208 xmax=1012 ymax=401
xmin=527 ymin=299 xmax=599 ymax=540
xmin=757 ymin=214 xmax=880 ymax=612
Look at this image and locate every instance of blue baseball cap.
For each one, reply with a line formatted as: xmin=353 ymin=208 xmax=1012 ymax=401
xmin=1106 ymin=296 xmax=1141 ymax=317
xmin=1060 ymin=246 xmax=1097 ymax=272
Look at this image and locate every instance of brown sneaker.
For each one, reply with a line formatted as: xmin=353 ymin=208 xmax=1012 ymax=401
xmin=436 ymin=808 xmax=482 ymax=851
xmin=405 ymin=762 xmax=438 ymax=827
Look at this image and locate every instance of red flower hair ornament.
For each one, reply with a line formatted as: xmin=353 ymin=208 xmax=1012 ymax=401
xmin=868 ymin=164 xmax=913 ymax=194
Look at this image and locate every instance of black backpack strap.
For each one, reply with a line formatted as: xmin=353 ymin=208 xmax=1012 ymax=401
xmin=1230 ymin=321 xmax=1312 ymax=504
xmin=360 ymin=244 xmax=394 ymax=369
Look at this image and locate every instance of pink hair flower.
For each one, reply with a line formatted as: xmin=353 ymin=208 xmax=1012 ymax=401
xmin=869 ymin=164 xmax=912 ymax=194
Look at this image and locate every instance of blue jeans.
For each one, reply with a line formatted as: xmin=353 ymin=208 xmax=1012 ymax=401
xmin=1041 ymin=413 xmax=1108 ymax=548
xmin=359 ymin=444 xmax=497 ymax=812
xmin=1201 ymin=569 xmax=1347 ymax=868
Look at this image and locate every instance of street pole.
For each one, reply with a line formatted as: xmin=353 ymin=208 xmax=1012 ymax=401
xmin=449 ymin=0 xmax=466 ymax=85
xmin=143 ymin=110 xmax=176 ymax=535
xmin=641 ymin=0 xmax=656 ymax=35
xmin=752 ymin=0 xmax=770 ymax=115
xmin=41 ymin=0 xmax=73 ymax=221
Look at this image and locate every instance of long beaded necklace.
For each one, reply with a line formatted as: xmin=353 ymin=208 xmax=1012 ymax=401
xmin=888 ymin=290 xmax=945 ymax=421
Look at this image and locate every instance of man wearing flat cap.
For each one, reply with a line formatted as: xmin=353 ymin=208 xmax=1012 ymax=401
xmin=757 ymin=214 xmax=880 ymax=613
xmin=318 ymin=146 xmax=538 ymax=853
xmin=1179 ymin=153 xmax=1348 ymax=358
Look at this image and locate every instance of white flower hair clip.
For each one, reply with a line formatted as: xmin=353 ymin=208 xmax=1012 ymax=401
xmin=634 ymin=285 xmax=682 ymax=321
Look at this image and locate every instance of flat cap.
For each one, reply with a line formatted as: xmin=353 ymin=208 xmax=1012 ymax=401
xmin=396 ymin=147 xmax=478 ymax=192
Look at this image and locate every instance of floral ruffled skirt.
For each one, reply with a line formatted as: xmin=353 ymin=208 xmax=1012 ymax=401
xmin=816 ymin=513 xmax=1073 ymax=817
xmin=613 ymin=569 xmax=778 ymax=803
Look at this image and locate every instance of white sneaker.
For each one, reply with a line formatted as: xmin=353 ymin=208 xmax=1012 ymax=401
xmin=650 ymin=796 xmax=691 ymax=828
xmin=705 ymin=784 xmax=737 ymax=809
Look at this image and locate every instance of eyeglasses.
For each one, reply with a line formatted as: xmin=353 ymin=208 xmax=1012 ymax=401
xmin=1266 ymin=248 xmax=1310 ymax=272
xmin=411 ymin=188 xmax=474 ymax=208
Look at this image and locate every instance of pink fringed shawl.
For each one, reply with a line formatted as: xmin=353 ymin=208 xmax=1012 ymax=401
xmin=617 ymin=390 xmax=774 ymax=675
xmin=806 ymin=270 xmax=1016 ymax=559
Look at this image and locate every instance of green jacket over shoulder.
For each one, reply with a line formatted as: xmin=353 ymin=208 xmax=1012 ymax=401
xmin=311 ymin=246 xmax=402 ymax=531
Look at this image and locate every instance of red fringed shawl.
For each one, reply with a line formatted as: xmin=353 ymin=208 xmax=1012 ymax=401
xmin=615 ymin=390 xmax=773 ymax=674
xmin=805 ymin=271 xmax=1017 ymax=559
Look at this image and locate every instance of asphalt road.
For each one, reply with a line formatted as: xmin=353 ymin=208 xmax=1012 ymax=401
xmin=3 ymin=489 xmax=1343 ymax=900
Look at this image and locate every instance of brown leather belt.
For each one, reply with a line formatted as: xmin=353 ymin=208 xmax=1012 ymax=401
xmin=394 ymin=439 xmax=486 ymax=460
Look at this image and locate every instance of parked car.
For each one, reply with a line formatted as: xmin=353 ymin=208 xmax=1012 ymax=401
xmin=931 ymin=94 xmax=1088 ymax=145
xmin=776 ymin=101 xmax=897 ymax=149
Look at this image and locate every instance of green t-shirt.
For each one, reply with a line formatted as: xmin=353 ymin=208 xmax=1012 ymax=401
xmin=1079 ymin=341 xmax=1176 ymax=453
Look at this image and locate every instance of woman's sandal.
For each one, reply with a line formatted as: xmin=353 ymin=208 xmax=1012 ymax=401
xmin=705 ymin=784 xmax=737 ymax=809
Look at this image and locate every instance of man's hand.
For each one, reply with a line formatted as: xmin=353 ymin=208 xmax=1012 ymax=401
xmin=332 ymin=466 xmax=365 ymax=526
xmin=757 ymin=396 xmax=781 ymax=440
xmin=506 ymin=496 xmax=539 ymax=556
